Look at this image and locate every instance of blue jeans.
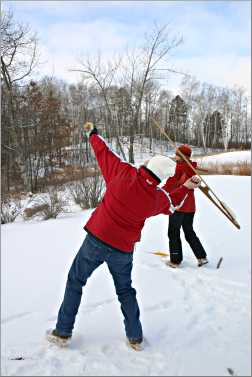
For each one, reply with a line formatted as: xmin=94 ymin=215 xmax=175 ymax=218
xmin=56 ymin=233 xmax=143 ymax=341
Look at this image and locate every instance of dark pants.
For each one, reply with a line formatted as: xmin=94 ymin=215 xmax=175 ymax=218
xmin=56 ymin=233 xmax=142 ymax=341
xmin=168 ymin=211 xmax=207 ymax=264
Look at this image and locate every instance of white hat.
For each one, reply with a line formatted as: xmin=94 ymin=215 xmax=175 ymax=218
xmin=147 ymin=155 xmax=176 ymax=181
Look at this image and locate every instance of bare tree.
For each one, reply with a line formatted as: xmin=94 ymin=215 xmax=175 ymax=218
xmin=168 ymin=94 xmax=188 ymax=143
xmin=1 ymin=9 xmax=39 ymax=192
xmin=69 ymin=53 xmax=127 ymax=160
xmin=121 ymin=24 xmax=182 ymax=162
xmin=229 ymin=86 xmax=247 ymax=147
xmin=1 ymin=9 xmax=38 ymax=90
xmin=143 ymin=80 xmax=160 ymax=151
xmin=218 ymin=88 xmax=233 ymax=151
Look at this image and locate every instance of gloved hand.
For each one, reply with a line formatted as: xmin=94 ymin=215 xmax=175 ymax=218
xmin=183 ymin=175 xmax=201 ymax=189
xmin=83 ymin=122 xmax=98 ymax=137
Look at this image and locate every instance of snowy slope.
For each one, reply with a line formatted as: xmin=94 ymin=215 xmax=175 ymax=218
xmin=194 ymin=150 xmax=251 ymax=164
xmin=1 ymin=176 xmax=251 ymax=376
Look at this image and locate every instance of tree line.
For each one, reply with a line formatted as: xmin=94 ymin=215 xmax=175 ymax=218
xmin=1 ymin=10 xmax=251 ymax=196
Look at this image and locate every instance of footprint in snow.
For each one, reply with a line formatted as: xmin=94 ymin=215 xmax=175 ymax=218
xmin=1 ymin=311 xmax=32 ymax=324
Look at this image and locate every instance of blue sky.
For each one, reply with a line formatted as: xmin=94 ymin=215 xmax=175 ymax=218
xmin=3 ymin=1 xmax=251 ymax=94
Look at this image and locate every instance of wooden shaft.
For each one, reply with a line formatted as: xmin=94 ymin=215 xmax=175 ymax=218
xmin=151 ymin=118 xmax=240 ymax=229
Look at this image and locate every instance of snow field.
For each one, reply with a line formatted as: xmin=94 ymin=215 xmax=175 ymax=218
xmin=1 ymin=176 xmax=251 ymax=376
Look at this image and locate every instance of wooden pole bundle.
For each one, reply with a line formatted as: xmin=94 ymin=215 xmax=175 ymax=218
xmin=151 ymin=118 xmax=240 ymax=230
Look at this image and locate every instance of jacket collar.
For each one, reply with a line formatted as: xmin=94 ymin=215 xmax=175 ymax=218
xmin=138 ymin=165 xmax=161 ymax=186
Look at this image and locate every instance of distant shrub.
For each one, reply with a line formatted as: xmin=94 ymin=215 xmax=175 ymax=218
xmin=235 ymin=161 xmax=251 ymax=176
xmin=37 ymin=165 xmax=98 ymax=189
xmin=23 ymin=189 xmax=67 ymax=220
xmin=1 ymin=198 xmax=21 ymax=224
xmin=23 ymin=203 xmax=50 ymax=220
xmin=69 ymin=173 xmax=105 ymax=209
xmin=199 ymin=161 xmax=251 ymax=176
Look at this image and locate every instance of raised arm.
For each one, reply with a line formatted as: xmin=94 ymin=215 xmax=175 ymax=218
xmin=83 ymin=123 xmax=133 ymax=185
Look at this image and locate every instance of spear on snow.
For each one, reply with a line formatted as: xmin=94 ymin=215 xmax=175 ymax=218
xmin=147 ymin=251 xmax=169 ymax=257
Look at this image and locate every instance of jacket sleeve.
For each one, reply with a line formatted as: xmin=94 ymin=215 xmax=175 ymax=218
xmin=154 ymin=185 xmax=190 ymax=216
xmin=183 ymin=161 xmax=197 ymax=178
xmin=163 ymin=161 xmax=198 ymax=189
xmin=89 ymin=134 xmax=133 ymax=184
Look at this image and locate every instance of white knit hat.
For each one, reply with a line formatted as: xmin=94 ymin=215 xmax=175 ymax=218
xmin=147 ymin=155 xmax=176 ymax=181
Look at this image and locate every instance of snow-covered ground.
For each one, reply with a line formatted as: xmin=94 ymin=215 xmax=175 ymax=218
xmin=1 ymin=175 xmax=251 ymax=376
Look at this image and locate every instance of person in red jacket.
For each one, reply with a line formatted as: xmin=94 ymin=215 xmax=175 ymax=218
xmin=47 ymin=124 xmax=201 ymax=350
xmin=163 ymin=144 xmax=208 ymax=268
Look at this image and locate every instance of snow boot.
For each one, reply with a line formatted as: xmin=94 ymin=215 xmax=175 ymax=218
xmin=127 ymin=337 xmax=144 ymax=351
xmin=46 ymin=329 xmax=71 ymax=347
xmin=198 ymin=258 xmax=208 ymax=267
xmin=166 ymin=261 xmax=181 ymax=268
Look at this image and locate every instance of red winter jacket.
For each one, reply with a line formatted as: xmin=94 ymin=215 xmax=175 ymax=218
xmin=162 ymin=160 xmax=197 ymax=213
xmin=84 ymin=134 xmax=190 ymax=252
